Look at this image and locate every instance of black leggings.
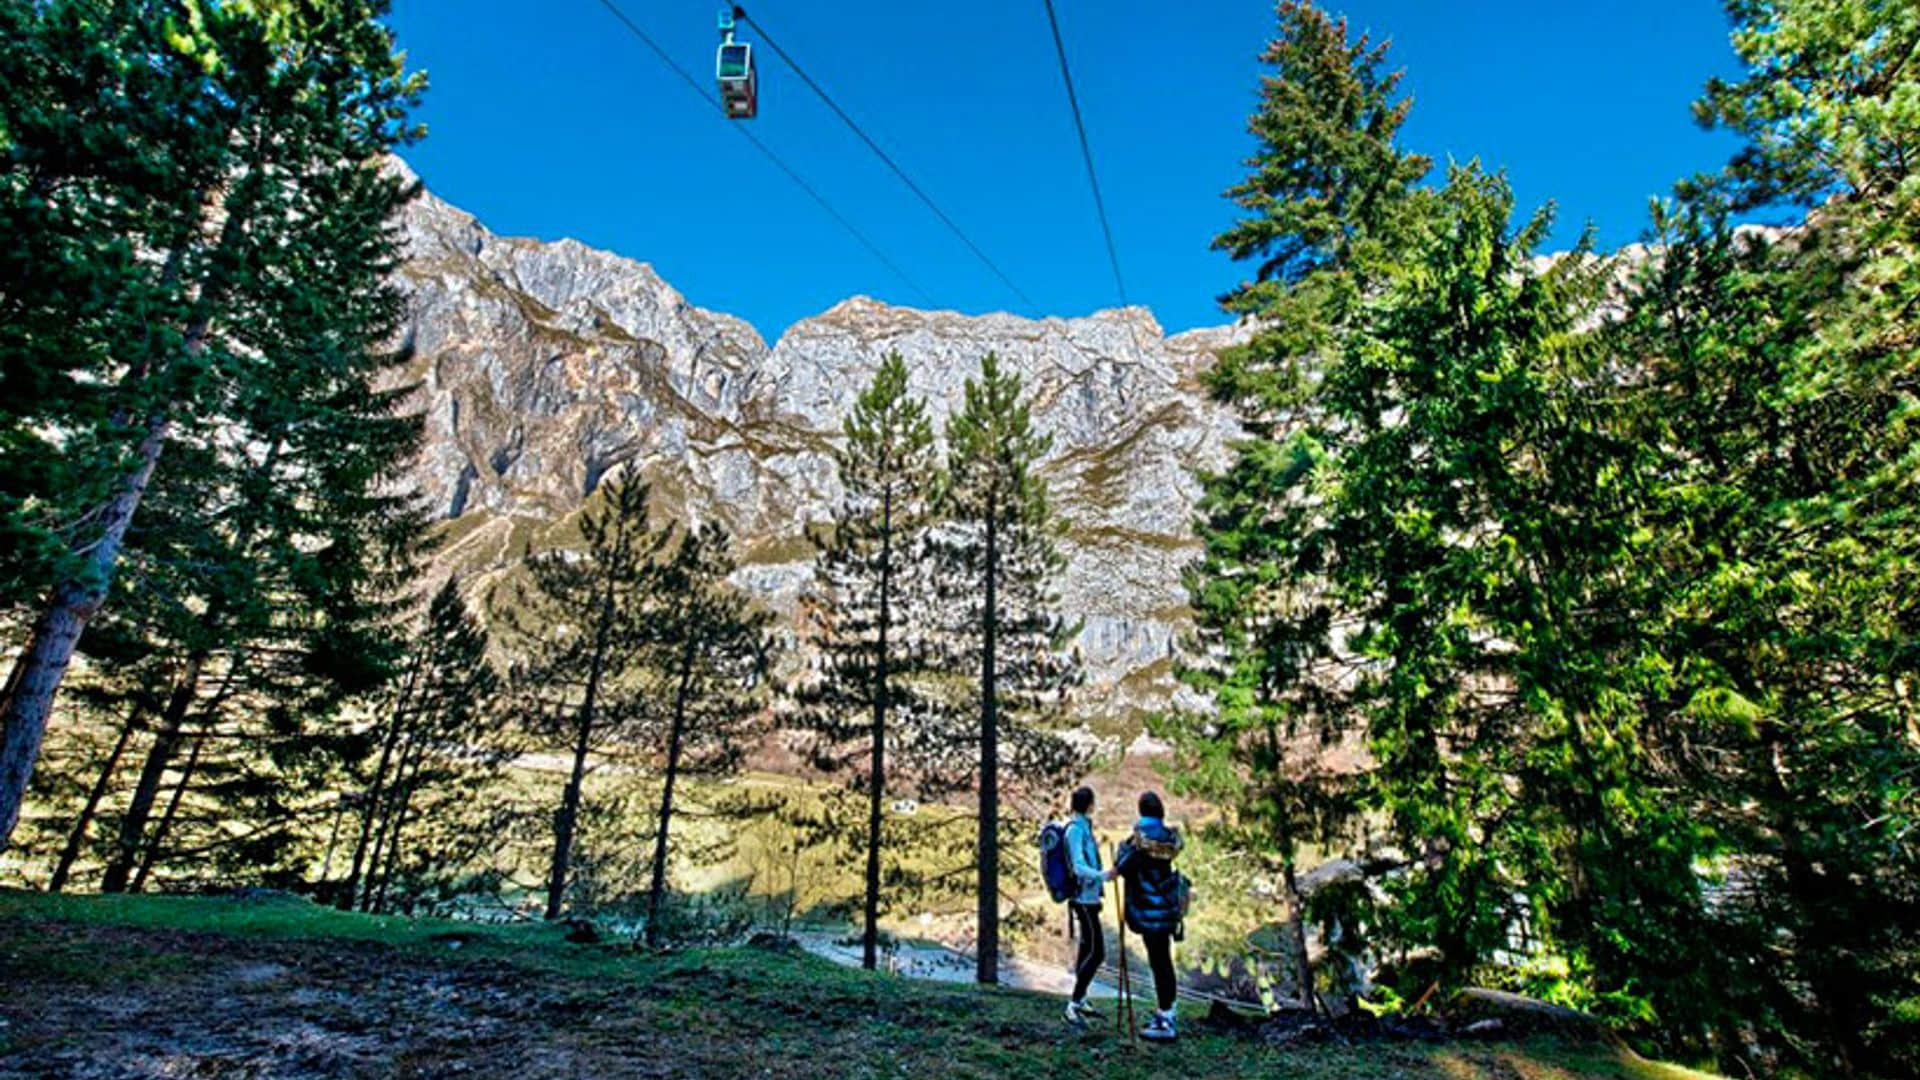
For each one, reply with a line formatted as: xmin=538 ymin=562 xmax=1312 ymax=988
xmin=1069 ymin=902 xmax=1105 ymax=1000
xmin=1140 ymin=930 xmax=1176 ymax=1011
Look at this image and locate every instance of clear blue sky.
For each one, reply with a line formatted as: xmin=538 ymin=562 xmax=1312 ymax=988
xmin=386 ymin=1 xmax=1742 ymax=341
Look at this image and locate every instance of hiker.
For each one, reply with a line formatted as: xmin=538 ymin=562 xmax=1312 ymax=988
xmin=1114 ymin=790 xmax=1186 ymax=1043
xmin=1063 ymin=785 xmax=1111 ymax=1025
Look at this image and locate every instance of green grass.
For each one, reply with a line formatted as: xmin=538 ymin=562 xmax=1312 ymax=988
xmin=0 ymin=890 xmax=1719 ymax=1079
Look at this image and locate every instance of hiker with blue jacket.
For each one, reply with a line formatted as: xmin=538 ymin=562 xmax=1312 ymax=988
xmin=1063 ymin=785 xmax=1112 ymax=1025
xmin=1114 ymin=790 xmax=1186 ymax=1043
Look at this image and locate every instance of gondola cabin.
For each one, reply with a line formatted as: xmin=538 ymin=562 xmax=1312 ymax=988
xmin=716 ymin=11 xmax=757 ymax=119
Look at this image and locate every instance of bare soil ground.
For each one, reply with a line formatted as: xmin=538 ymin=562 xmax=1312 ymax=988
xmin=0 ymin=891 xmax=1717 ymax=1079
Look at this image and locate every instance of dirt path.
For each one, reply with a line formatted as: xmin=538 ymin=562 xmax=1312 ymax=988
xmin=0 ymin=919 xmax=695 ymax=1078
xmin=0 ymin=897 xmax=1716 ymax=1080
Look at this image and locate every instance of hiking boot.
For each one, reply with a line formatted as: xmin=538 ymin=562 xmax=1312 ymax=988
xmin=1065 ymin=999 xmax=1089 ymax=1026
xmin=1141 ymin=1009 xmax=1178 ymax=1042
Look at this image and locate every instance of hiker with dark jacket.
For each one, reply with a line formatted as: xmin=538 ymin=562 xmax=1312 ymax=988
xmin=1063 ymin=786 xmax=1111 ymax=1024
xmin=1114 ymin=790 xmax=1185 ymax=1043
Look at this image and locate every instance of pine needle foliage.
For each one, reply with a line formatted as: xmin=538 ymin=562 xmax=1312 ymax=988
xmin=934 ymin=352 xmax=1083 ymax=984
xmin=498 ymin=474 xmax=670 ymax=922
xmin=795 ymin=352 xmax=945 ymax=970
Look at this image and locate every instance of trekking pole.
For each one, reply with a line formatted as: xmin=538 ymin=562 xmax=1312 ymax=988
xmin=1113 ymin=868 xmax=1121 ymax=1037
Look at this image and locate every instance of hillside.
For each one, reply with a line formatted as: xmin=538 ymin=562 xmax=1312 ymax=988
xmin=0 ymin=891 xmax=1718 ymax=1079
xmin=391 ymin=160 xmax=1243 ymax=728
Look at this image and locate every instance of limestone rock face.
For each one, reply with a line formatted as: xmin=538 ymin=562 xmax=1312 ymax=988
xmin=393 ymin=174 xmax=1246 ymax=720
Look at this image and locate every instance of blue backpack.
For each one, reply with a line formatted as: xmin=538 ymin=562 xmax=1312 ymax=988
xmin=1038 ymin=821 xmax=1074 ymax=903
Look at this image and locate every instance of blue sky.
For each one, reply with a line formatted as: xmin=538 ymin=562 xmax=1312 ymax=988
xmin=387 ymin=1 xmax=1742 ymax=341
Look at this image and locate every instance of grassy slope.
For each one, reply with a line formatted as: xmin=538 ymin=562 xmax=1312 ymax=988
xmin=0 ymin=890 xmax=1717 ymax=1079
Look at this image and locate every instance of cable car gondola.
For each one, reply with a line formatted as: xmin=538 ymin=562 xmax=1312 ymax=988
xmin=716 ymin=9 xmax=757 ymax=119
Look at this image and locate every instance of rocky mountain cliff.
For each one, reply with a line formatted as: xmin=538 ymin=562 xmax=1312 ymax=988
xmin=393 ymin=166 xmax=1246 ymax=727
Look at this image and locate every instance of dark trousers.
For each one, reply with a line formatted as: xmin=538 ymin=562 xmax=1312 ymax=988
xmin=1140 ymin=930 xmax=1176 ymax=1011
xmin=1069 ymin=902 xmax=1105 ymax=1000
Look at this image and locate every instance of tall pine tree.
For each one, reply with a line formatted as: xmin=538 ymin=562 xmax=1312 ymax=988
xmin=0 ymin=0 xmax=426 ymax=851
xmin=499 ymin=474 xmax=669 ymax=921
xmin=640 ymin=522 xmax=774 ymax=947
xmin=1175 ymin=0 xmax=1432 ymax=1005
xmin=796 ymin=352 xmax=943 ymax=970
xmin=1613 ymin=2 xmax=1920 ymax=1070
xmin=937 ymin=352 xmax=1082 ymax=985
xmin=1181 ymin=0 xmax=1711 ymax=1026
xmin=344 ymin=576 xmax=510 ymax=914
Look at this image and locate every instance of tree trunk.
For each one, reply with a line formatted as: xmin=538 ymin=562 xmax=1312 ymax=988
xmin=544 ymin=705 xmax=594 ymax=921
xmin=359 ymin=730 xmax=417 ymax=913
xmin=1763 ymin=726 xmax=1860 ymax=1077
xmin=0 ymin=411 xmax=173 ymax=852
xmin=862 ymin=490 xmax=892 ymax=971
xmin=344 ymin=657 xmax=421 ymax=908
xmin=318 ymin=795 xmax=348 ymax=885
xmin=101 ymin=654 xmax=204 ymax=892
xmin=645 ymin=639 xmax=698 ymax=947
xmin=1281 ymin=859 xmax=1318 ymax=1016
xmin=130 ymin=733 xmax=204 ymax=892
xmin=976 ymin=505 xmax=1000 ymax=985
xmin=545 ymin=591 xmax=614 ymax=921
xmin=346 ymin=723 xmax=403 ymax=909
xmin=371 ymin=744 xmax=425 ymax=914
xmin=0 ymin=204 xmax=234 ymax=850
xmin=0 ymin=171 xmax=237 ymax=853
xmin=358 ymin=770 xmax=396 ymax=910
xmin=48 ymin=705 xmax=143 ymax=892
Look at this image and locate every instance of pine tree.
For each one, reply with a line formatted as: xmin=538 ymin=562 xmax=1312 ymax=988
xmin=1209 ymin=1 xmax=1433 ymax=398
xmin=1182 ymin=0 xmax=1721 ymax=1023
xmin=795 ymin=353 xmax=942 ymax=970
xmin=1175 ymin=0 xmax=1433 ymax=1006
xmin=91 ymin=148 xmax=427 ymax=896
xmin=641 ymin=522 xmax=774 ymax=947
xmin=1182 ymin=4 xmax=1918 ymax=1072
xmin=499 ymin=473 xmax=670 ymax=921
xmin=344 ymin=576 xmax=509 ymax=914
xmin=0 ymin=0 xmax=211 ymax=612
xmin=937 ymin=352 xmax=1082 ymax=985
xmin=0 ymin=0 xmax=426 ymax=851
xmin=1613 ymin=3 xmax=1920 ymax=1070
xmin=1327 ymin=167 xmax=1715 ymax=1003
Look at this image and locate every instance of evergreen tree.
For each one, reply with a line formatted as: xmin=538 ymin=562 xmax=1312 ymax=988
xmin=0 ymin=0 xmax=213 ymax=611
xmin=1612 ymin=2 xmax=1920 ymax=1070
xmin=0 ymin=0 xmax=426 ymax=851
xmin=1209 ymin=1 xmax=1433 ymax=397
xmin=344 ymin=576 xmax=510 ymax=915
xmin=1182 ymin=0 xmax=1712 ymax=1027
xmin=499 ymin=473 xmax=670 ymax=921
xmin=641 ymin=522 xmax=774 ymax=947
xmin=1175 ymin=0 xmax=1432 ymax=1005
xmin=92 ymin=147 xmax=426 ymax=896
xmin=1323 ymin=169 xmax=1716 ymax=1008
xmin=796 ymin=353 xmax=943 ymax=970
xmin=1181 ymin=5 xmax=1918 ymax=1074
xmin=936 ymin=352 xmax=1082 ymax=984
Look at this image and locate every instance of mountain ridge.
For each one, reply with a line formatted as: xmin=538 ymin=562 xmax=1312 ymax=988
xmin=391 ymin=163 xmax=1248 ymax=727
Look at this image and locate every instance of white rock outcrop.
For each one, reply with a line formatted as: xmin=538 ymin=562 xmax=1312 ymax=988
xmin=393 ymin=172 xmax=1247 ymax=720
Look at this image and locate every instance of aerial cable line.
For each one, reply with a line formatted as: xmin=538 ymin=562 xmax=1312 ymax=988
xmin=1039 ymin=0 xmax=1128 ymax=307
xmin=587 ymin=0 xmax=937 ymax=307
xmin=734 ymin=6 xmax=1043 ymax=317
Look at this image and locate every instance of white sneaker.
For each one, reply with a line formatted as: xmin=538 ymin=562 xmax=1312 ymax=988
xmin=1065 ymin=999 xmax=1088 ymax=1025
xmin=1141 ymin=1009 xmax=1178 ymax=1042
